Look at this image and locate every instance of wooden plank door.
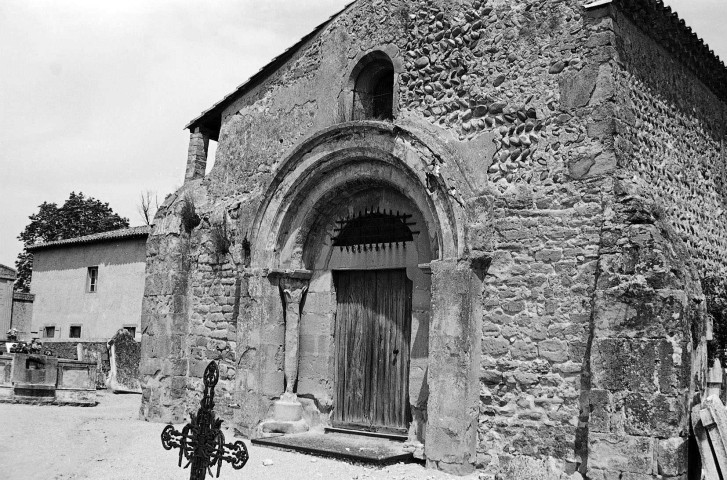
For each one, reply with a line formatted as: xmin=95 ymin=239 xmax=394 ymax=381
xmin=333 ymin=269 xmax=412 ymax=433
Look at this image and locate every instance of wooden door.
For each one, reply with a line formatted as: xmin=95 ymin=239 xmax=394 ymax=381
xmin=333 ymin=269 xmax=412 ymax=433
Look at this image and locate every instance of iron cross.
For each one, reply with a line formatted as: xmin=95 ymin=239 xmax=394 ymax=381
xmin=161 ymin=361 xmax=249 ymax=479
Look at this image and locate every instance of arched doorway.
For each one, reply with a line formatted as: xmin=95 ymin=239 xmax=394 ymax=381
xmin=246 ymin=123 xmax=483 ymax=471
xmin=301 ymin=186 xmax=433 ymax=435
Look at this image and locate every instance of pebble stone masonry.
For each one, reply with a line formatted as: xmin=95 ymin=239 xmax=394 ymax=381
xmin=139 ymin=0 xmax=727 ymax=478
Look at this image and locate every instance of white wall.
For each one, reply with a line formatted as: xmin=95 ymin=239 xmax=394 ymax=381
xmin=30 ymin=238 xmax=147 ymax=342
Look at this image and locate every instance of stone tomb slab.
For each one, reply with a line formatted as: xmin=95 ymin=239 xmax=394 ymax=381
xmin=106 ymin=329 xmax=141 ymax=394
xmin=251 ymin=431 xmax=413 ymax=465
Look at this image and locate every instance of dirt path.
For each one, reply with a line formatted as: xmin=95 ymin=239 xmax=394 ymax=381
xmin=0 ymin=392 xmax=478 ymax=480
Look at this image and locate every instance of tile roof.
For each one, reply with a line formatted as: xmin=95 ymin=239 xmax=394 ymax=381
xmin=586 ymin=0 xmax=727 ymax=101
xmin=0 ymin=264 xmax=15 ymax=280
xmin=27 ymin=226 xmax=150 ymax=252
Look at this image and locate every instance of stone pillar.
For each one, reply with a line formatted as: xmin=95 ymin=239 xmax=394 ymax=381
xmin=185 ymin=127 xmax=209 ymax=182
xmin=257 ymin=271 xmax=311 ymax=434
xmin=425 ymin=259 xmax=484 ymax=475
xmin=282 ymin=279 xmax=309 ymax=394
xmin=139 ymin=234 xmax=191 ymax=424
xmin=583 ymin=192 xmax=696 ymax=479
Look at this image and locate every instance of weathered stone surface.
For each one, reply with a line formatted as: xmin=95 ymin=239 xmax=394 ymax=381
xmin=106 ymin=328 xmax=142 ymax=394
xmin=559 ymin=65 xmax=599 ymax=110
xmin=139 ymin=1 xmax=727 ymax=479
xmin=657 ymin=437 xmax=688 ymax=476
xmin=588 ymin=433 xmax=655 ymax=474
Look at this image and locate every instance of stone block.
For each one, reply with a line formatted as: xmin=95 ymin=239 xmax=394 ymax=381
xmin=623 ymin=393 xmax=685 ymax=438
xmin=620 ymin=474 xmax=658 ymax=480
xmin=511 ymin=340 xmax=538 ymax=360
xmin=496 ymin=455 xmax=571 ymax=480
xmin=588 ymin=433 xmax=655 ymax=474
xmin=594 ymin=292 xmax=687 ymax=339
xmin=591 ymin=338 xmax=679 ymax=394
xmin=482 ymin=337 xmax=509 ymax=356
xmin=260 ymin=371 xmax=284 ymax=396
xmin=538 ymin=339 xmax=569 ymax=363
xmin=559 ymin=64 xmax=599 ymax=110
xmin=586 ymin=389 xmax=614 ymax=433
xmin=299 ymin=334 xmax=318 ymax=356
xmin=656 ymin=437 xmax=688 ymax=476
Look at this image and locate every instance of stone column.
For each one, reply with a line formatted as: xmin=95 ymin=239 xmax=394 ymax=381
xmin=184 ymin=127 xmax=209 ymax=182
xmin=282 ymin=279 xmax=308 ymax=394
xmin=425 ymin=259 xmax=485 ymax=476
xmin=262 ymin=270 xmax=311 ymax=432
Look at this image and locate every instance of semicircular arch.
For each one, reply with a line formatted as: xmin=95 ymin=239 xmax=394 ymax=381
xmin=248 ymin=122 xmax=468 ymax=270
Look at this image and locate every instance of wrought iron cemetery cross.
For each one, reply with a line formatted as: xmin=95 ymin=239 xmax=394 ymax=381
xmin=161 ymin=361 xmax=249 ymax=479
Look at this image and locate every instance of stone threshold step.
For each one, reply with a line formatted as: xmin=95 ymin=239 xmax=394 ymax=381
xmin=324 ymin=426 xmax=408 ymax=442
xmin=251 ymin=432 xmax=414 ymax=466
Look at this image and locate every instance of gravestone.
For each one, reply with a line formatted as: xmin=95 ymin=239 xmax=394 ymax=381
xmin=106 ymin=329 xmax=141 ymax=394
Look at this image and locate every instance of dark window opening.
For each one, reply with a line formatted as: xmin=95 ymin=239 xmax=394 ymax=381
xmin=69 ymin=326 xmax=81 ymax=339
xmin=87 ymin=266 xmax=98 ymax=293
xmin=332 ymin=209 xmax=418 ymax=250
xmin=125 ymin=326 xmax=136 ymax=337
xmin=353 ymin=58 xmax=395 ymax=121
xmin=26 ymin=358 xmax=45 ymax=370
xmin=43 ymin=326 xmax=55 ymax=339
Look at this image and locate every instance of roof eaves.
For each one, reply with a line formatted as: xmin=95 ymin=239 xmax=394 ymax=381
xmin=27 ymin=226 xmax=150 ymax=252
xmin=586 ymin=0 xmax=727 ymax=101
xmin=185 ymin=1 xmax=357 ymax=140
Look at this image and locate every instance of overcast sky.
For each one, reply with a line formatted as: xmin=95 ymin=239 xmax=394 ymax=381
xmin=0 ymin=0 xmax=725 ymax=270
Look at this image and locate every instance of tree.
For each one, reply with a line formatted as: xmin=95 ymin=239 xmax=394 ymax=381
xmin=137 ymin=190 xmax=158 ymax=226
xmin=15 ymin=192 xmax=129 ymax=292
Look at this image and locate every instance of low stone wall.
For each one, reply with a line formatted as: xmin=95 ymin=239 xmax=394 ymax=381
xmin=1 ymin=353 xmax=97 ymax=406
xmin=43 ymin=342 xmax=110 ymax=389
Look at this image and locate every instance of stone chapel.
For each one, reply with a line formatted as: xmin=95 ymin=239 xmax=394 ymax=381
xmin=139 ymin=0 xmax=727 ymax=478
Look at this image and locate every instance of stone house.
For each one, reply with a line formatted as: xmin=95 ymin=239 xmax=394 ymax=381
xmin=0 ymin=264 xmax=34 ymax=342
xmin=139 ymin=0 xmax=727 ymax=478
xmin=29 ymin=226 xmax=149 ymax=343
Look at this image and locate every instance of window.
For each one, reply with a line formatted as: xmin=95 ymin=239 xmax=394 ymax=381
xmin=69 ymin=326 xmax=82 ymax=339
xmin=87 ymin=267 xmax=98 ymax=293
xmin=43 ymin=326 xmax=55 ymax=339
xmin=124 ymin=326 xmax=136 ymax=337
xmin=351 ymin=53 xmax=395 ymax=121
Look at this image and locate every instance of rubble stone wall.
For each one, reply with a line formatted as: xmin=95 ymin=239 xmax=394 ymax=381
xmin=612 ymin=8 xmax=727 ymax=279
xmin=575 ymin=7 xmax=727 ymax=480
xmin=139 ymin=0 xmax=725 ymax=477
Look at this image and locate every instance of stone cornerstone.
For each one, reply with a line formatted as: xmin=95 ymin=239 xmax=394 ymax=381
xmin=139 ymin=1 xmax=727 ymax=478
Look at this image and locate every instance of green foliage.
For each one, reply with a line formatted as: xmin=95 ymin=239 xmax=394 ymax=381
xmin=15 ymin=192 xmax=129 ymax=292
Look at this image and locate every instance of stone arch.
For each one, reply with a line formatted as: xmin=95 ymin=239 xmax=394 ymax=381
xmin=249 ymin=122 xmax=468 ymax=270
xmin=348 ymin=51 xmax=394 ymax=120
xmin=340 ymin=47 xmax=404 ymax=122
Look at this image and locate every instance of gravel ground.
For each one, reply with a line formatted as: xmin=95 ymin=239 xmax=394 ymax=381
xmin=0 ymin=391 xmax=478 ymax=480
